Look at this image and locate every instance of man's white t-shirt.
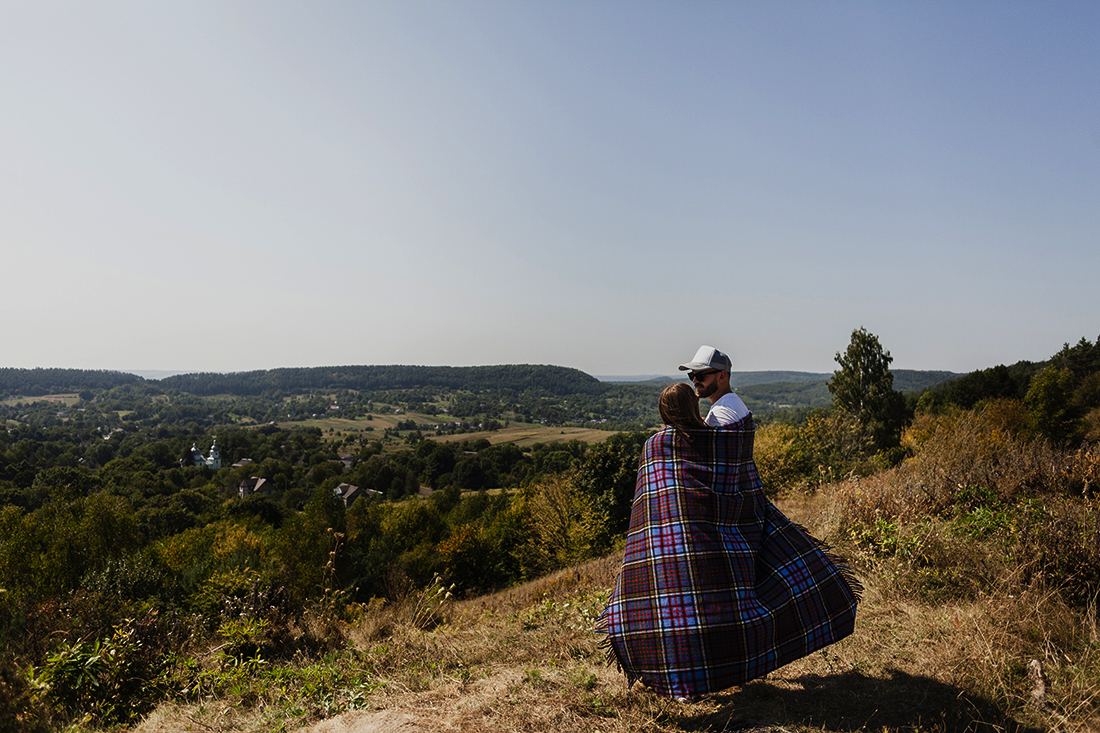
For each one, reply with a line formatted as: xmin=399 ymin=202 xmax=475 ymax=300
xmin=704 ymin=392 xmax=750 ymax=427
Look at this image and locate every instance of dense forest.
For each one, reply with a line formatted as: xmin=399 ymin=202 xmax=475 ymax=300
xmin=2 ymin=336 xmax=1098 ymax=729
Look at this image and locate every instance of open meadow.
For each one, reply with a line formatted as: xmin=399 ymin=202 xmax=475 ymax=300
xmin=0 ymin=393 xmax=81 ymax=407
xmin=284 ymin=412 xmax=616 ymax=449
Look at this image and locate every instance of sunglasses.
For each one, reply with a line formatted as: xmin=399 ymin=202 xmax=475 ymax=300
xmin=688 ymin=370 xmax=720 ymax=382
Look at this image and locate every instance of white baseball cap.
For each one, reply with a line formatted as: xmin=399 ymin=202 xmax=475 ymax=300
xmin=678 ymin=345 xmax=732 ymax=372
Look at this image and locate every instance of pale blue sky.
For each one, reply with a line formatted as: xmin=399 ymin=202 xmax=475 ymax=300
xmin=3 ymin=2 xmax=1098 ymax=377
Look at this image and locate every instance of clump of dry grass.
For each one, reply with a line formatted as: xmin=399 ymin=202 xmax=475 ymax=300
xmin=953 ymin=580 xmax=1100 ymax=730
xmin=809 ymin=468 xmax=1100 ymax=732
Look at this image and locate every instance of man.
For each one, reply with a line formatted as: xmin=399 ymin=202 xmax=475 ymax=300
xmin=679 ymin=345 xmax=750 ymax=426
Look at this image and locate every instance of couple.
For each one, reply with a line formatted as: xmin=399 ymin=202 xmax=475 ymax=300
xmin=598 ymin=346 xmax=861 ymax=701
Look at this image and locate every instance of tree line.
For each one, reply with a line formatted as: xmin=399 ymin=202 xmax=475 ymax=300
xmin=156 ymin=364 xmax=611 ymax=397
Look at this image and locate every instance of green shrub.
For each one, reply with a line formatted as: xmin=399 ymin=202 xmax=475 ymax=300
xmin=33 ymin=617 xmax=163 ymax=727
xmin=517 ymin=474 xmax=601 ymax=578
xmin=754 ymin=421 xmax=813 ymax=494
xmin=0 ymin=658 xmax=50 ymax=733
xmin=901 ymin=401 xmax=1061 ymax=508
xmin=1015 ymin=497 xmax=1100 ymax=606
xmin=82 ymin=550 xmax=175 ymax=606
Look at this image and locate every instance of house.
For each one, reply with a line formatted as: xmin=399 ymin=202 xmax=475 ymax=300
xmin=238 ymin=476 xmax=274 ymax=499
xmin=333 ymin=483 xmax=358 ymax=508
xmin=333 ymin=482 xmax=382 ymax=507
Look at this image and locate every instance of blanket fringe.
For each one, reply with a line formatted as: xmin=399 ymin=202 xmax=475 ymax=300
xmin=595 ymin=618 xmax=640 ymax=688
xmin=824 ymin=549 xmax=864 ymax=603
xmin=792 ymin=519 xmax=864 ymax=603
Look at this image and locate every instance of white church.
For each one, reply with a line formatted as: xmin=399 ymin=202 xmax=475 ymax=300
xmin=189 ymin=438 xmax=222 ymax=470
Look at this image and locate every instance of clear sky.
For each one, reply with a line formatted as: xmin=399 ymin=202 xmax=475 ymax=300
xmin=3 ymin=2 xmax=1098 ymax=377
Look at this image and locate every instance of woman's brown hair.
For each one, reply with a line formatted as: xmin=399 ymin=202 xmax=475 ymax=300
xmin=659 ymin=382 xmax=708 ymax=434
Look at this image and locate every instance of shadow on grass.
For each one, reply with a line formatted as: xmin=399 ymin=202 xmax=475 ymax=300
xmin=675 ymin=669 xmax=1041 ymax=733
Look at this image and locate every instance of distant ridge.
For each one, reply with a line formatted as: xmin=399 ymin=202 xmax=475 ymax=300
xmin=1 ymin=365 xmax=964 ymax=399
xmin=595 ymin=374 xmax=675 ymax=383
xmin=599 ymin=369 xmax=961 ymax=394
xmin=891 ymin=369 xmax=963 ymax=393
xmin=599 ymin=371 xmax=832 ymax=388
xmin=0 ymin=367 xmax=143 ymax=395
xmin=730 ymin=371 xmax=833 ymax=388
xmin=156 ymin=364 xmax=607 ymax=397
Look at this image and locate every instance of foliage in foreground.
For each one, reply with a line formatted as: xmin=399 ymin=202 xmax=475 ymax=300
xmin=0 ymin=437 xmax=649 ymax=730
xmin=9 ymin=489 xmax=1098 ymax=733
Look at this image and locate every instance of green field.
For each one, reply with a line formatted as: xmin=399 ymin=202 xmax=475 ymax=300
xmin=431 ymin=423 xmax=617 ymax=448
xmin=280 ymin=412 xmax=620 ymax=448
xmin=0 ymin=392 xmax=80 ymax=407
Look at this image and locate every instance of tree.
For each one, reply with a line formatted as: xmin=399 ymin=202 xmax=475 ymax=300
xmin=828 ymin=327 xmax=907 ymax=450
xmin=1025 ymin=367 xmax=1083 ymax=445
xmin=573 ymin=431 xmax=649 ymax=547
xmin=31 ymin=466 xmax=101 ymax=501
xmin=941 ymin=364 xmax=1031 ymax=408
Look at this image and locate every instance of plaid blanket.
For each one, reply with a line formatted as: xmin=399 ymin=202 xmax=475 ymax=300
xmin=597 ymin=417 xmax=860 ymax=699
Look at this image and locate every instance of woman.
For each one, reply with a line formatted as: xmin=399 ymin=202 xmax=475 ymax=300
xmin=598 ymin=383 xmax=860 ymax=700
xmin=658 ymin=382 xmax=708 ymax=434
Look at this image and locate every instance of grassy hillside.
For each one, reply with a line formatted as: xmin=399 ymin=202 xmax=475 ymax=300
xmin=122 ymin=484 xmax=1091 ymax=733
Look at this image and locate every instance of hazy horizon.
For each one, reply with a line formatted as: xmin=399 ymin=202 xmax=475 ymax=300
xmin=7 ymin=365 xmax=966 ymax=386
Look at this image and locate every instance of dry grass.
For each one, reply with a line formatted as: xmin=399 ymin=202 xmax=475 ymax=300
xmin=117 ymin=484 xmax=1100 ymax=733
